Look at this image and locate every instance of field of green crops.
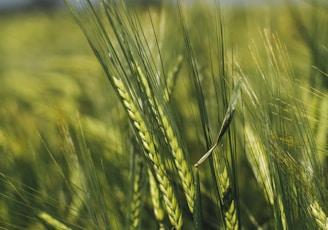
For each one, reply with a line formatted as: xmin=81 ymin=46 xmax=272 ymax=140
xmin=0 ymin=1 xmax=327 ymax=229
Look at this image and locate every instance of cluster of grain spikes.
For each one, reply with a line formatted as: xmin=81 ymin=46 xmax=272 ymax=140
xmin=65 ymin=0 xmax=244 ymax=228
xmin=112 ymin=76 xmax=183 ymax=229
xmin=135 ymin=65 xmax=195 ymax=213
xmin=240 ymin=28 xmax=327 ymax=229
xmin=125 ymin=149 xmax=146 ymax=230
xmin=64 ymin=0 xmax=189 ymax=228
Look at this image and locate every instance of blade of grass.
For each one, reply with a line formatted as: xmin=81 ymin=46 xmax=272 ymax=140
xmin=194 ymin=80 xmax=241 ymax=168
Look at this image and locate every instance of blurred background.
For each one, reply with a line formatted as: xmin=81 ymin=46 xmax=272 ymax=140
xmin=1 ymin=0 xmax=326 ymax=229
xmin=0 ymin=0 xmax=292 ymax=12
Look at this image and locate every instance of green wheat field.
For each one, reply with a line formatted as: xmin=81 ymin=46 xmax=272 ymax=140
xmin=0 ymin=0 xmax=327 ymax=229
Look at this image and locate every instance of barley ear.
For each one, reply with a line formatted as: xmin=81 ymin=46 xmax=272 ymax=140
xmin=310 ymin=201 xmax=328 ymax=230
xmin=157 ymin=105 xmax=195 ymax=213
xmin=148 ymin=169 xmax=165 ymax=230
xmin=38 ymin=212 xmax=72 ymax=230
xmin=219 ymin=167 xmax=239 ymax=230
xmin=154 ymin=164 xmax=183 ymax=230
xmin=165 ymin=55 xmax=184 ymax=102
xmin=112 ymin=76 xmax=183 ymax=229
xmin=126 ymin=151 xmax=145 ymax=230
xmin=57 ymin=122 xmax=86 ymax=223
xmin=136 ymin=65 xmax=195 ymax=213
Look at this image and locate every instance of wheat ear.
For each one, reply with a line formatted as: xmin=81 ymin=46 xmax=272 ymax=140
xmin=136 ymin=65 xmax=195 ymax=213
xmin=112 ymin=76 xmax=183 ymax=229
xmin=38 ymin=212 xmax=72 ymax=230
xmin=158 ymin=104 xmax=195 ymax=213
xmin=164 ymin=55 xmax=184 ymax=102
xmin=58 ymin=122 xmax=86 ymax=223
xmin=148 ymin=169 xmax=165 ymax=230
xmin=219 ymin=167 xmax=239 ymax=230
xmin=310 ymin=201 xmax=328 ymax=229
xmin=126 ymin=152 xmax=145 ymax=230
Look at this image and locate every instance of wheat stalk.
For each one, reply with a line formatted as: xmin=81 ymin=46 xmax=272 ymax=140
xmin=112 ymin=76 xmax=183 ymax=229
xmin=135 ymin=65 xmax=195 ymax=213
xmin=126 ymin=152 xmax=145 ymax=230
xmin=148 ymin=169 xmax=165 ymax=230
xmin=64 ymin=0 xmax=183 ymax=226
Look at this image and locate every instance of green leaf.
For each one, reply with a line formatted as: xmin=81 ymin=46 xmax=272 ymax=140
xmin=194 ymin=80 xmax=241 ymax=168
